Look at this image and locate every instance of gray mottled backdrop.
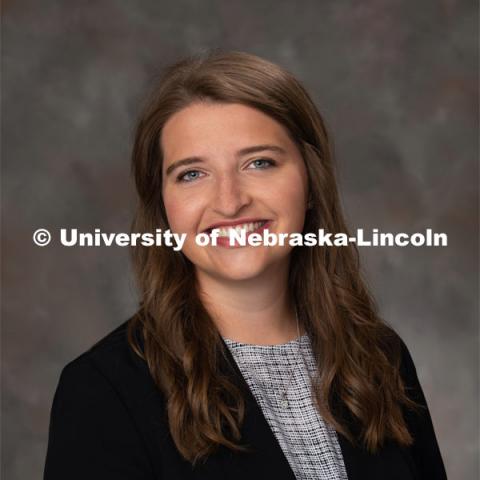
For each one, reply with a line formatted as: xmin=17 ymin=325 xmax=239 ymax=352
xmin=2 ymin=1 xmax=478 ymax=479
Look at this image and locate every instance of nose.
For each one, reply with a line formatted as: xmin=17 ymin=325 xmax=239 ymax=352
xmin=211 ymin=173 xmax=252 ymax=217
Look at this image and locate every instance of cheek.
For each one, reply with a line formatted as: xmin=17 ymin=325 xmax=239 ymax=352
xmin=275 ymin=170 xmax=308 ymax=231
xmin=162 ymin=192 xmax=183 ymax=231
xmin=276 ymin=170 xmax=308 ymax=211
xmin=163 ymin=192 xmax=200 ymax=234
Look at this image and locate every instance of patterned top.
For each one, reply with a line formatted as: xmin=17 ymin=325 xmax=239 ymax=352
xmin=222 ymin=333 xmax=348 ymax=480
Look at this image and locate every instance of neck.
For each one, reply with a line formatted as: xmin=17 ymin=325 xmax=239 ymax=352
xmin=196 ymin=261 xmax=301 ymax=345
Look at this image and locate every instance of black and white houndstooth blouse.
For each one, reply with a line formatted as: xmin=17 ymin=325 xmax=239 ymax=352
xmin=222 ymin=333 xmax=348 ymax=480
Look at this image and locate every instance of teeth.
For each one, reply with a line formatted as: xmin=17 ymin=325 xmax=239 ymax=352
xmin=211 ymin=221 xmax=266 ymax=237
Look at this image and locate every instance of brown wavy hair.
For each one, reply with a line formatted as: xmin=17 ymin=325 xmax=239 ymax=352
xmin=127 ymin=49 xmax=423 ymax=465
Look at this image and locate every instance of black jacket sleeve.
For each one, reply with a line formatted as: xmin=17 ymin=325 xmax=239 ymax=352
xmin=399 ymin=338 xmax=448 ymax=479
xmin=43 ymin=357 xmax=155 ymax=480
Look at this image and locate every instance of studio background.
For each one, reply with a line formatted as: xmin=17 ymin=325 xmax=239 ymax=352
xmin=2 ymin=1 xmax=478 ymax=479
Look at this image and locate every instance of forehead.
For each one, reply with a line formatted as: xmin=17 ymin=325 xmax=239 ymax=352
xmin=160 ymin=102 xmax=294 ymax=162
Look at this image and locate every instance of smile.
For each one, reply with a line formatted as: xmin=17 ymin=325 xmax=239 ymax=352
xmin=210 ymin=221 xmax=268 ymax=238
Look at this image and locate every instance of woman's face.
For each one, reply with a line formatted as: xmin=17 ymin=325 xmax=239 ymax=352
xmin=161 ymin=101 xmax=309 ymax=283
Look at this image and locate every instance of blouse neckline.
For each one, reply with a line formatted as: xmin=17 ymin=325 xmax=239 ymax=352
xmin=222 ymin=333 xmax=309 ymax=351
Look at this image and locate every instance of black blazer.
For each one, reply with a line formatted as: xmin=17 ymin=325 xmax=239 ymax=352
xmin=44 ymin=318 xmax=447 ymax=479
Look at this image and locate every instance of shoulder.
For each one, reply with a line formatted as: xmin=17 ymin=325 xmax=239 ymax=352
xmin=391 ymin=331 xmax=424 ymax=402
xmin=66 ymin=315 xmax=136 ymax=365
xmin=380 ymin=327 xmax=419 ymax=386
xmin=44 ymin=316 xmax=159 ymax=479
xmin=60 ymin=318 xmax=129 ymax=377
xmin=56 ymin=315 xmax=159 ymax=411
xmin=389 ymin=334 xmax=448 ymax=478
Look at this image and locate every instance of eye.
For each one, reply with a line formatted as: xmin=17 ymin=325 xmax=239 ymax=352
xmin=176 ymin=170 xmax=205 ymax=183
xmin=247 ymin=158 xmax=276 ymax=169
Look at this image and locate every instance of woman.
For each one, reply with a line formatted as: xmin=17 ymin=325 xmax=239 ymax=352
xmin=44 ymin=50 xmax=447 ymax=479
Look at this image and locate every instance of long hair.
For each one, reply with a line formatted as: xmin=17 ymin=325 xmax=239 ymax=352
xmin=127 ymin=49 xmax=422 ymax=465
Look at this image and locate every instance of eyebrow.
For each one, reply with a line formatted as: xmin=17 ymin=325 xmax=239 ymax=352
xmin=164 ymin=144 xmax=287 ymax=176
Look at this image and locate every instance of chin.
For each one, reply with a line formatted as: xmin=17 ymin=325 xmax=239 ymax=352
xmin=197 ymin=247 xmax=289 ymax=282
xmin=214 ymin=264 xmax=269 ymax=282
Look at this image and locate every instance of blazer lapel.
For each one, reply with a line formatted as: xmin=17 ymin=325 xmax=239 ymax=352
xmin=218 ymin=339 xmax=416 ymax=480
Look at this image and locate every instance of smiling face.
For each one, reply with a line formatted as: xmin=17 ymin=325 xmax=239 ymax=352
xmin=161 ymin=102 xmax=309 ymax=283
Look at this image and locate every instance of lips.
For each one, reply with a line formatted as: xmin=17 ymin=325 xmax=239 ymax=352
xmin=203 ymin=218 xmax=270 ymax=234
xmin=210 ymin=221 xmax=268 ymax=237
xmin=213 ymin=220 xmax=272 ymax=248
